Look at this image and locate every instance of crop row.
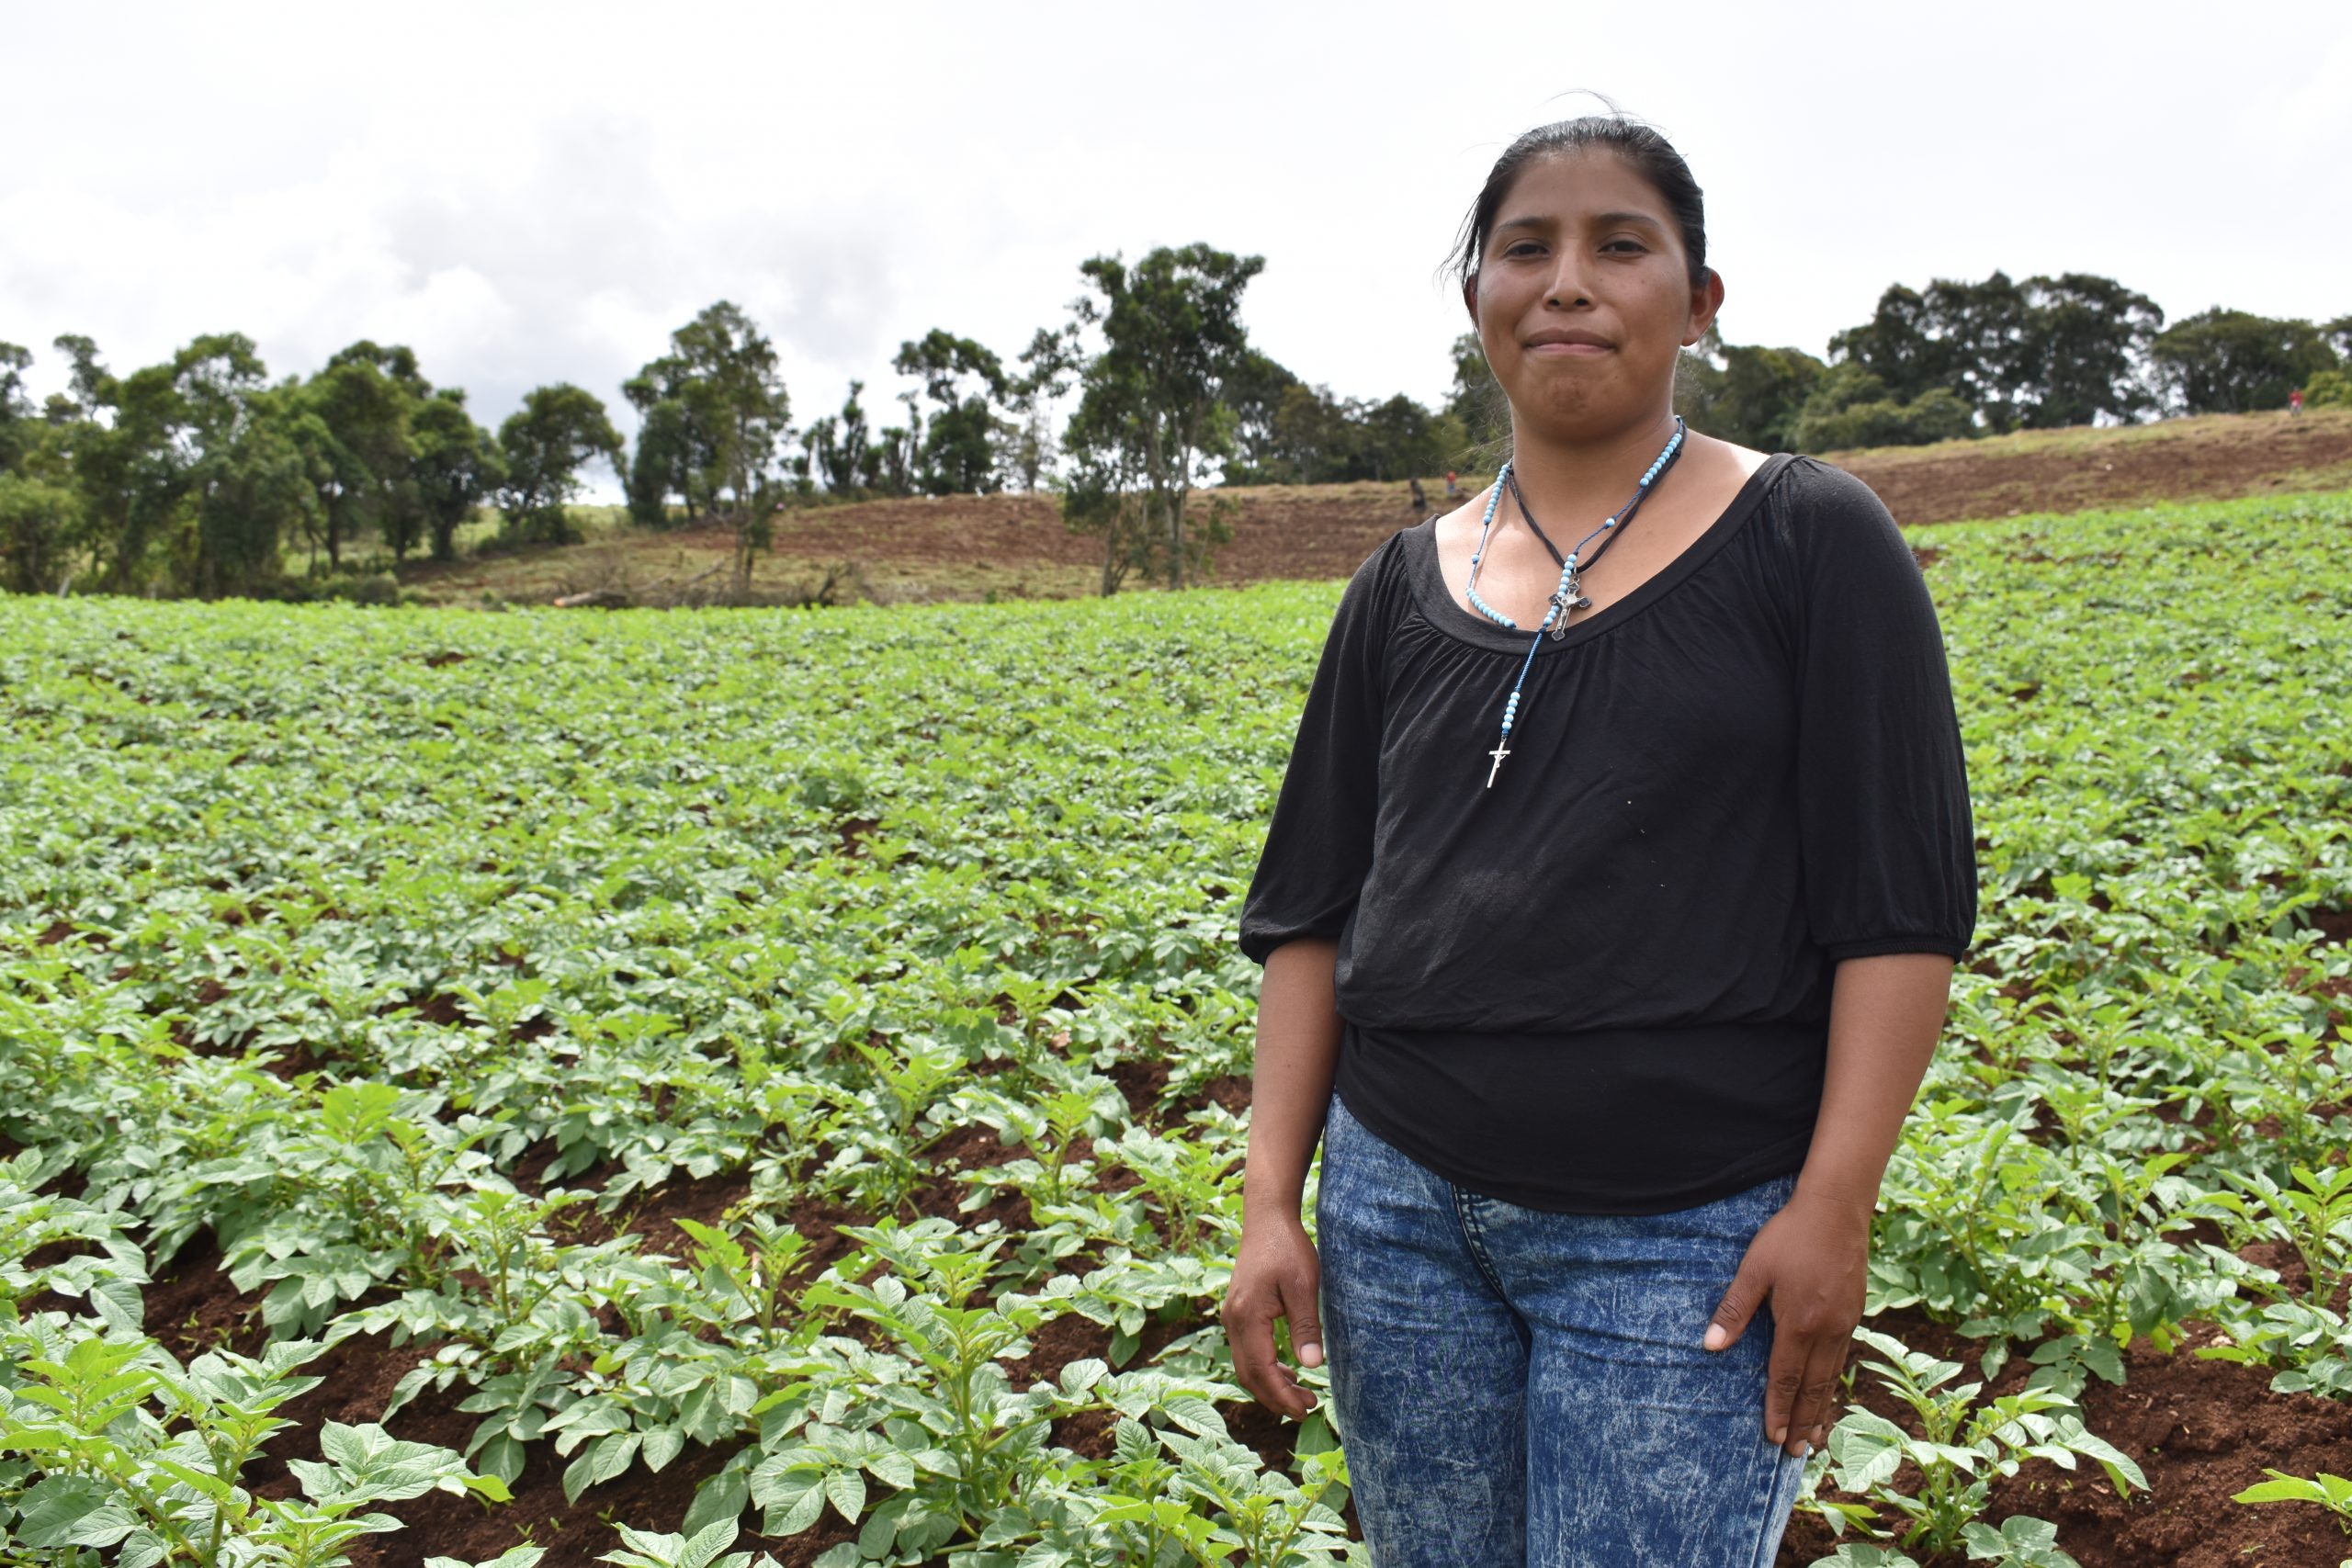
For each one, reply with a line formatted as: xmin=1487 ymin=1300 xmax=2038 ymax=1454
xmin=2 ymin=491 xmax=2349 ymax=1565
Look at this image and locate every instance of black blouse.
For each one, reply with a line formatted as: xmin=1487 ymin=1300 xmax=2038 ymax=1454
xmin=1236 ymin=454 xmax=1977 ymax=1213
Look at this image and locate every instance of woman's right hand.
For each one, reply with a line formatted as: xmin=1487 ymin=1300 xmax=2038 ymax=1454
xmin=1222 ymin=1212 xmax=1325 ymax=1419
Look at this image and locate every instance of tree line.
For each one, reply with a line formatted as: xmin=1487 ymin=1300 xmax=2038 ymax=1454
xmin=0 ymin=334 xmax=622 ymax=601
xmin=1676 ymin=274 xmax=2352 ymax=455
xmin=4 ymin=257 xmax=2347 ymax=602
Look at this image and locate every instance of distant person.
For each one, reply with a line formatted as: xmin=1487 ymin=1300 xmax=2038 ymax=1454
xmin=2290 ymin=388 xmax=2305 ymax=416
xmin=1444 ymin=469 xmax=1462 ymax=500
xmin=1224 ymin=111 xmax=1973 ymax=1567
xmin=1409 ymin=477 xmax=1429 ymax=516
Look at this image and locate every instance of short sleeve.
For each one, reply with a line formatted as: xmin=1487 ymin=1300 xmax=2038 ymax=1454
xmin=1782 ymin=460 xmax=1978 ymax=963
xmin=1235 ymin=540 xmax=1395 ymax=965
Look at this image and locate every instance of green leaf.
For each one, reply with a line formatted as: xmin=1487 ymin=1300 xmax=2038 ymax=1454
xmin=679 ymin=1517 xmax=742 ymax=1568
xmin=1825 ymin=1410 xmax=1909 ymax=1494
xmin=681 ymin=1463 xmax=752 ymax=1537
xmin=823 ymin=1464 xmax=866 ymax=1523
xmin=1159 ymin=1395 xmax=1228 ymax=1438
xmin=2233 ymin=1476 xmax=2321 ymax=1503
xmin=642 ymin=1426 xmax=686 ymax=1473
xmin=16 ymin=1473 xmax=140 ymax=1550
xmin=425 ymin=1549 xmax=548 ymax=1568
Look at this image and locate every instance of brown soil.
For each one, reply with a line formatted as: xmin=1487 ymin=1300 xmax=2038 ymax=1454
xmin=28 ymin=1119 xmax=2352 ymax=1565
xmin=1772 ymin=1308 xmax=2352 ymax=1568
xmin=1833 ymin=407 xmax=2352 ymax=527
xmin=396 ymin=410 xmax=2352 ymax=609
xmin=760 ymin=418 xmax=2352 ymax=585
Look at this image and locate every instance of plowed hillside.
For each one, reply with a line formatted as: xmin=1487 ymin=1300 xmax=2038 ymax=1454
xmin=399 ymin=408 xmax=2352 ymax=606
xmin=762 ymin=409 xmax=2352 ymax=592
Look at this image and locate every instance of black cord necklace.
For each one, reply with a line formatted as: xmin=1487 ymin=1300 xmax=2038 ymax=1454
xmin=1464 ymin=417 xmax=1689 ymax=787
xmin=1501 ymin=435 xmax=1683 ymax=617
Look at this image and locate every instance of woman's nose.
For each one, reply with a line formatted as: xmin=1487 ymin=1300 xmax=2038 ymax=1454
xmin=1544 ymin=252 xmax=1594 ymax=309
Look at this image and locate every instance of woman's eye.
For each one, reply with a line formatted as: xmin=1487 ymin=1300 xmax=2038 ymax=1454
xmin=1604 ymin=239 xmax=1647 ymax=253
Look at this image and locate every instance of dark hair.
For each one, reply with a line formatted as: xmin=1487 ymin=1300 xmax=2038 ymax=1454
xmin=1445 ymin=112 xmax=1711 ymax=290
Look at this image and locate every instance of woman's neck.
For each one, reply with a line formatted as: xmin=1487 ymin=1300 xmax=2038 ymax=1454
xmin=1503 ymin=407 xmax=1684 ymax=525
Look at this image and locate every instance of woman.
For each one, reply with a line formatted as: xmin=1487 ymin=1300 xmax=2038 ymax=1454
xmin=1223 ymin=114 xmax=1974 ymax=1567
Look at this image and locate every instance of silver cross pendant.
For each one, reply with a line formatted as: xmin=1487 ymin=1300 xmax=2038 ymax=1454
xmin=1547 ymin=577 xmax=1591 ymax=640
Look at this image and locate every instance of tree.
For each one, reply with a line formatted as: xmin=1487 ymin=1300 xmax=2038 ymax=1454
xmin=49 ymin=334 xmax=114 ymax=424
xmin=2012 ymin=274 xmax=2165 ymax=427
xmin=1830 ymin=274 xmax=2031 ymax=430
xmin=1361 ymin=395 xmax=1447 ymax=481
xmin=300 ymin=343 xmax=425 ymax=569
xmin=1792 ymin=365 xmax=1977 ymax=453
xmin=622 ymin=388 xmax=701 ymax=526
xmin=800 ymin=381 xmax=874 ymax=494
xmin=2150 ymin=309 xmax=2340 ymax=414
xmin=622 ymin=305 xmax=790 ymax=585
xmin=1065 ymin=243 xmax=1264 ymax=592
xmin=872 ymin=390 xmax=922 ymax=497
xmin=620 ymin=302 xmax=794 ymax=591
xmin=411 ymin=390 xmax=504 ymax=562
xmin=1829 ymin=271 xmax=2168 ymax=433
xmin=0 ymin=471 xmax=83 ymax=593
xmin=33 ymin=333 xmax=309 ymax=597
xmin=1678 ymin=328 xmax=1827 ymax=452
xmin=0 ymin=344 xmax=91 ymax=592
xmin=494 ymin=384 xmax=623 ymax=545
xmin=1443 ymin=333 xmax=1511 ymax=459
xmin=0 ymin=342 xmax=32 ymax=473
xmin=664 ymin=302 xmax=792 ymax=597
xmin=2323 ymin=316 xmax=2352 ymax=364
xmin=1267 ymin=383 xmax=1352 ymax=483
xmin=1219 ymin=351 xmax=1304 ymax=483
xmin=1061 ymin=443 xmax=1156 ymax=596
xmin=1826 ymin=283 xmax=1962 ymax=408
xmin=188 ymin=383 xmax=315 ymax=600
xmin=65 ymin=333 xmax=271 ymax=593
xmin=1003 ymin=324 xmax=1083 ymax=492
xmin=0 ymin=343 xmax=89 ymax=592
xmin=43 ymin=339 xmax=154 ymax=592
xmin=892 ymin=329 xmax=1009 ymax=495
xmin=622 ymin=313 xmax=729 ymax=525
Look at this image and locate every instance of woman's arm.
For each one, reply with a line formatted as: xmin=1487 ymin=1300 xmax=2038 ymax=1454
xmin=1223 ymin=935 xmax=1346 ymax=1418
xmin=1703 ymin=951 xmax=1954 ymax=1456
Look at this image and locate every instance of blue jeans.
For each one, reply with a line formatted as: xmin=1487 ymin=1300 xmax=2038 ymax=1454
xmin=1316 ymin=1090 xmax=1808 ymax=1568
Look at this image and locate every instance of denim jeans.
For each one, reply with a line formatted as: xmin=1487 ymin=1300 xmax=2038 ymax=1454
xmin=1316 ymin=1089 xmax=1808 ymax=1567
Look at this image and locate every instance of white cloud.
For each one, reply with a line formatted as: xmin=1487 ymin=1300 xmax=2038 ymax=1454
xmin=5 ymin=0 xmax=2347 ymax=458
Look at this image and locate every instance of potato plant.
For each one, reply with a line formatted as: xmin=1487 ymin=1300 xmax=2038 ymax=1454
xmin=3 ymin=489 xmax=2351 ymax=1563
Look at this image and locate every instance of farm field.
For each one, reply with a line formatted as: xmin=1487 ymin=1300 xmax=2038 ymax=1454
xmin=4 ymin=486 xmax=2352 ymax=1566
xmin=389 ymin=408 xmax=2352 ymax=612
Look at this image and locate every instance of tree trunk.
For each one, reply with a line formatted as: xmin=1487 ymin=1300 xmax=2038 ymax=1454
xmin=1143 ymin=423 xmax=1180 ymax=592
xmin=732 ymin=507 xmax=753 ymax=602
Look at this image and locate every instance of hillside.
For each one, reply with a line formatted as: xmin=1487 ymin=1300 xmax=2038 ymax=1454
xmin=395 ymin=407 xmax=2352 ymax=608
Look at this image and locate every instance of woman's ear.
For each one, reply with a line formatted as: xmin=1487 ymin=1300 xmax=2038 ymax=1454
xmin=1683 ymin=268 xmax=1726 ymax=347
xmin=1462 ymin=275 xmax=1481 ymax=329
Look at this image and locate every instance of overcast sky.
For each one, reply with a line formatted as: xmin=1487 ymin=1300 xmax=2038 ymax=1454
xmin=6 ymin=0 xmax=2348 ymax=479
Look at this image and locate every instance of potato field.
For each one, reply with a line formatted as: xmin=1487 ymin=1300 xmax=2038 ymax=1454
xmin=5 ymin=489 xmax=2352 ymax=1568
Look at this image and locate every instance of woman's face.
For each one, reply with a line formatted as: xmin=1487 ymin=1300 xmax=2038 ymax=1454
xmin=1465 ymin=150 xmax=1722 ymax=439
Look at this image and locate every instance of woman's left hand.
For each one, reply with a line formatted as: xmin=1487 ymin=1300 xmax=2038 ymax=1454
xmin=1702 ymin=1187 xmax=1872 ymax=1459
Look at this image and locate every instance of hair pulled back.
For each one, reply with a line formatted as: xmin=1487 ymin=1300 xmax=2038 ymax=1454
xmin=1447 ymin=112 xmax=1711 ymax=290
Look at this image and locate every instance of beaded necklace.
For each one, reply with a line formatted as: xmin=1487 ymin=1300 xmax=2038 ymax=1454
xmin=1465 ymin=415 xmax=1687 ymax=789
